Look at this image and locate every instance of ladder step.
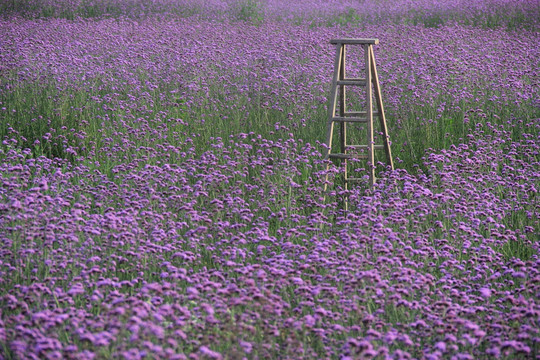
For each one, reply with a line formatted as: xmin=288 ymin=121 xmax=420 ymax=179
xmin=332 ymin=117 xmax=368 ymax=123
xmin=336 ymin=79 xmax=366 ymax=86
xmin=347 ymin=145 xmax=385 ymax=150
xmin=345 ymin=178 xmax=365 ymax=182
xmin=344 ymin=111 xmax=379 ymax=117
xmin=329 ymin=153 xmax=368 ymax=160
xmin=330 ymin=39 xmax=379 ymax=45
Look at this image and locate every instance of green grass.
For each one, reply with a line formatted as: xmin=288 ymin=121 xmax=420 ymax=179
xmin=0 ymin=76 xmax=188 ymax=165
xmin=2 ymin=60 xmax=537 ymax=179
xmin=229 ymin=0 xmax=265 ymax=25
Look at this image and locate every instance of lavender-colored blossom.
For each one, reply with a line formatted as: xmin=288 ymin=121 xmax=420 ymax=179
xmin=0 ymin=2 xmax=538 ymax=359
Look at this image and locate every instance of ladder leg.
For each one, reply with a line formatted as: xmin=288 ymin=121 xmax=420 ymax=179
xmin=340 ymin=45 xmax=348 ymax=211
xmin=365 ymin=45 xmax=375 ymax=186
xmin=324 ymin=44 xmax=344 ymax=193
xmin=370 ymin=47 xmax=394 ymax=170
xmin=324 ymin=45 xmax=343 ymax=159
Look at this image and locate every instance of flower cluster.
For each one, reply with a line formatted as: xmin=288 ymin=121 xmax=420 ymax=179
xmin=1 ymin=16 xmax=538 ymax=165
xmin=0 ymin=2 xmax=539 ymax=359
xmin=1 ymin=0 xmax=538 ymax=30
xmin=1 ymin=120 xmax=538 ymax=359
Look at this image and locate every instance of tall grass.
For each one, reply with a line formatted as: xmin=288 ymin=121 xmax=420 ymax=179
xmin=3 ymin=69 xmax=536 ymax=174
xmin=2 ymin=61 xmax=537 ymax=244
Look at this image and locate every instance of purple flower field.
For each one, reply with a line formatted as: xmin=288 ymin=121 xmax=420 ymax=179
xmin=1 ymin=1 xmax=539 ymax=359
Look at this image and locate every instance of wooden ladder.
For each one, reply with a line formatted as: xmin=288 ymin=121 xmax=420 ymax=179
xmin=324 ymin=38 xmax=393 ymax=197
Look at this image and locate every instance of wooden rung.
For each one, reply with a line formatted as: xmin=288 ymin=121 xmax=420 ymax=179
xmin=336 ymin=79 xmax=366 ymax=86
xmin=332 ymin=117 xmax=368 ymax=123
xmin=330 ymin=39 xmax=379 ymax=45
xmin=346 ymin=145 xmax=385 ymax=150
xmin=345 ymin=178 xmax=364 ymax=182
xmin=344 ymin=111 xmax=379 ymax=117
xmin=329 ymin=153 xmax=368 ymax=160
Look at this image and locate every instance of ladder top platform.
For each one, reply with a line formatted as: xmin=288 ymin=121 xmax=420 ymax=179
xmin=330 ymin=38 xmax=379 ymax=45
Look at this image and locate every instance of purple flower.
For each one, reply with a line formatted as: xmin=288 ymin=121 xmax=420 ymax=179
xmin=239 ymin=340 xmax=253 ymax=354
xmin=67 ymin=284 xmax=85 ymax=296
xmin=479 ymin=288 xmax=492 ymax=298
xmin=199 ymin=346 xmax=222 ymax=360
xmin=434 ymin=341 xmax=446 ymax=352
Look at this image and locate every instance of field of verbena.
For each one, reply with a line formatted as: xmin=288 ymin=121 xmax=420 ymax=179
xmin=1 ymin=1 xmax=539 ymax=359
